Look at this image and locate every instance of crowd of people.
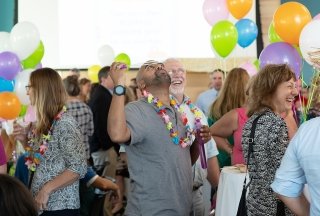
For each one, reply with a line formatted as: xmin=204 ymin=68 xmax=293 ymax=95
xmin=0 ymin=57 xmax=319 ymax=216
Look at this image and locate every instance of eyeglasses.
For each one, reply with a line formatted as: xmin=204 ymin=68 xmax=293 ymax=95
xmin=143 ymin=62 xmax=164 ymax=71
xmin=167 ymin=68 xmax=185 ymax=74
xmin=25 ymin=85 xmax=32 ymax=92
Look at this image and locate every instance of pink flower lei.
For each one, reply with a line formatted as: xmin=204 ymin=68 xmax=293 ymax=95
xmin=25 ymin=106 xmax=67 ymax=171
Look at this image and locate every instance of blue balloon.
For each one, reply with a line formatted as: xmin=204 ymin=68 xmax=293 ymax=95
xmin=0 ymin=77 xmax=14 ymax=92
xmin=235 ymin=19 xmax=258 ymax=48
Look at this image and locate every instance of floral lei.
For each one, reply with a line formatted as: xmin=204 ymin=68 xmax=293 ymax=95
xmin=171 ymin=95 xmax=203 ymax=131
xmin=25 ymin=106 xmax=67 ymax=171
xmin=143 ymin=91 xmax=202 ymax=148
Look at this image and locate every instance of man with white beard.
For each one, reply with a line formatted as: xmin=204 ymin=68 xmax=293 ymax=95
xmin=164 ymin=58 xmax=220 ymax=216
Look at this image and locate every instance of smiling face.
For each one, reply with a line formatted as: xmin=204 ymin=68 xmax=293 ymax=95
xmin=272 ymin=78 xmax=298 ymax=114
xmin=164 ymin=59 xmax=186 ymax=96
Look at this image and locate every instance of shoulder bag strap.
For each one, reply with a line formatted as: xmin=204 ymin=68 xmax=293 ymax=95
xmin=243 ymin=112 xmax=265 ymax=189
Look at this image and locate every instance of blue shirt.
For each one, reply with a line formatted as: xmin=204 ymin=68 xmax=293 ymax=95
xmin=195 ymin=88 xmax=218 ymax=116
xmin=271 ymin=117 xmax=320 ymax=216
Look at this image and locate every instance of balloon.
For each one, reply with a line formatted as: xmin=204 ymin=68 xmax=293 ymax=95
xmin=259 ymin=42 xmax=302 ymax=78
xmin=299 ymin=20 xmax=320 ymax=67
xmin=24 ymin=105 xmax=37 ymax=123
xmin=35 ymin=62 xmax=42 ymax=69
xmin=273 ymin=2 xmax=311 ymax=45
xmin=210 ymin=20 xmax=238 ymax=58
xmin=313 ymin=13 xmax=320 ymax=20
xmin=293 ymin=45 xmax=302 ymax=57
xmin=87 ymin=65 xmax=101 ymax=83
xmin=21 ymin=41 xmax=44 ymax=69
xmin=10 ymin=22 xmax=41 ymax=60
xmin=268 ymin=22 xmax=282 ymax=43
xmin=97 ymin=45 xmax=115 ymax=66
xmin=114 ymin=53 xmax=131 ymax=69
xmin=0 ymin=51 xmax=22 ymax=80
xmin=253 ymin=59 xmax=260 ymax=70
xmin=202 ymin=0 xmax=229 ymax=26
xmin=0 ymin=32 xmax=11 ymax=52
xmin=0 ymin=92 xmax=21 ymax=120
xmin=226 ymin=0 xmax=253 ymax=19
xmin=19 ymin=104 xmax=28 ymax=117
xmin=14 ymin=69 xmax=33 ymax=105
xmin=239 ymin=61 xmax=257 ymax=77
xmin=235 ymin=19 xmax=258 ymax=48
xmin=0 ymin=77 xmax=14 ymax=92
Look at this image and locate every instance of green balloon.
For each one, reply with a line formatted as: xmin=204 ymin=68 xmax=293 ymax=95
xmin=21 ymin=41 xmax=45 ymax=69
xmin=268 ymin=22 xmax=282 ymax=43
xmin=210 ymin=20 xmax=238 ymax=58
xmin=293 ymin=45 xmax=302 ymax=57
xmin=114 ymin=53 xmax=131 ymax=69
xmin=253 ymin=59 xmax=260 ymax=70
xmin=19 ymin=104 xmax=28 ymax=117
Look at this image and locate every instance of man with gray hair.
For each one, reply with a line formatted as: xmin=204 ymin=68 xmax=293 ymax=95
xmin=107 ymin=60 xmax=211 ymax=215
xmin=164 ymin=58 xmax=220 ymax=215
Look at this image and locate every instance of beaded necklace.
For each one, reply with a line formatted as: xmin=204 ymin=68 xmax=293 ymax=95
xmin=144 ymin=91 xmax=196 ymax=148
xmin=25 ymin=106 xmax=67 ymax=171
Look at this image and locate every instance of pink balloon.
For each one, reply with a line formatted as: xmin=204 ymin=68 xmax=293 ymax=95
xmin=24 ymin=105 xmax=37 ymax=123
xmin=240 ymin=61 xmax=257 ymax=77
xmin=313 ymin=13 xmax=320 ymax=20
xmin=203 ymin=0 xmax=229 ymax=26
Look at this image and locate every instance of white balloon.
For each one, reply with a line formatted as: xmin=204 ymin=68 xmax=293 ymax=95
xmin=14 ymin=69 xmax=33 ymax=105
xmin=10 ymin=22 xmax=40 ymax=60
xmin=0 ymin=32 xmax=11 ymax=52
xmin=97 ymin=45 xmax=115 ymax=66
xmin=299 ymin=20 xmax=320 ymax=66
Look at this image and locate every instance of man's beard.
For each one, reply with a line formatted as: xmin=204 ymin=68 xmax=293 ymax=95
xmin=145 ymin=70 xmax=171 ymax=87
xmin=170 ymin=85 xmax=184 ymax=96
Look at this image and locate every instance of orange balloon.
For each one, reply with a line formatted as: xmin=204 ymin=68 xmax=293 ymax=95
xmin=0 ymin=92 xmax=22 ymax=120
xmin=274 ymin=2 xmax=311 ymax=45
xmin=227 ymin=0 xmax=253 ymax=19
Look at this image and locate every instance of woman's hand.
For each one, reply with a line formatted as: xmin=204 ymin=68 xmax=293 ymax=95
xmin=12 ymin=121 xmax=30 ymax=145
xmin=35 ymin=186 xmax=51 ymax=211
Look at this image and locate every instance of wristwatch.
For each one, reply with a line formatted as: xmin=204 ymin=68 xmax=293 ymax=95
xmin=114 ymin=85 xmax=126 ymax=96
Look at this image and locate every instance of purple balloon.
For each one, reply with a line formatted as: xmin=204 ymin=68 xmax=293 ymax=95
xmin=259 ymin=42 xmax=302 ymax=78
xmin=35 ymin=62 xmax=42 ymax=69
xmin=0 ymin=51 xmax=22 ymax=80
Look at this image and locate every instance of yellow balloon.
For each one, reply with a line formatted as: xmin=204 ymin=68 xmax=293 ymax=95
xmin=87 ymin=65 xmax=101 ymax=83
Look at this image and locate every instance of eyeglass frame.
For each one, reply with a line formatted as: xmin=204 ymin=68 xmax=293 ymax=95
xmin=143 ymin=62 xmax=165 ymax=71
xmin=167 ymin=68 xmax=186 ymax=74
xmin=25 ymin=85 xmax=32 ymax=92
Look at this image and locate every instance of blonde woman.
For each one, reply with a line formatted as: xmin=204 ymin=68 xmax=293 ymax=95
xmin=15 ymin=68 xmax=87 ymax=216
xmin=208 ymin=68 xmax=250 ymax=167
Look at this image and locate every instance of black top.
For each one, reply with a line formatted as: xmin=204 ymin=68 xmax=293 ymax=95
xmin=88 ymin=84 xmax=117 ymax=152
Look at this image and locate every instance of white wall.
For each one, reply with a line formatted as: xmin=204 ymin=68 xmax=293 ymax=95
xmin=18 ymin=0 xmax=256 ymax=69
